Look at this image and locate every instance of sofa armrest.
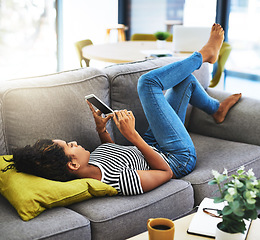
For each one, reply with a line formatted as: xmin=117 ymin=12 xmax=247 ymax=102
xmin=188 ymin=88 xmax=260 ymax=146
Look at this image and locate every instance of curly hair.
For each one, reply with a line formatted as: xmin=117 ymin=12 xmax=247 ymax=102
xmin=1 ymin=139 xmax=77 ymax=182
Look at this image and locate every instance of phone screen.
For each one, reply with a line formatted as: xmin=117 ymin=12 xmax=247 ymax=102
xmin=85 ymin=94 xmax=114 ymax=115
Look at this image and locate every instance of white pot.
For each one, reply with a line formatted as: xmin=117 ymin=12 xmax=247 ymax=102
xmin=156 ymin=40 xmax=166 ymax=49
xmin=215 ymin=224 xmax=245 ymax=240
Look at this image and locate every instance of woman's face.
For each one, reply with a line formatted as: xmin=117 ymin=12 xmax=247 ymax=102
xmin=53 ymin=139 xmax=90 ymax=166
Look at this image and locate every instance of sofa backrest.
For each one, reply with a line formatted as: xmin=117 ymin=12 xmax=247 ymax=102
xmin=0 ymin=68 xmax=110 ymax=154
xmin=104 ymin=57 xmax=211 ymax=145
xmin=0 ymin=57 xmax=210 ymax=154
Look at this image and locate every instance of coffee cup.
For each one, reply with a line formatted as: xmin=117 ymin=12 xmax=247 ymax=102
xmin=147 ymin=218 xmax=175 ymax=240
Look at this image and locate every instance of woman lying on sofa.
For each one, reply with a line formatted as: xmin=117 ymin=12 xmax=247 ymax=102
xmin=2 ymin=24 xmax=241 ymax=196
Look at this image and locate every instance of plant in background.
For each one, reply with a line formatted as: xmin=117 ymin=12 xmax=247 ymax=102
xmin=209 ymin=166 xmax=260 ymax=234
xmin=154 ymin=31 xmax=171 ymax=41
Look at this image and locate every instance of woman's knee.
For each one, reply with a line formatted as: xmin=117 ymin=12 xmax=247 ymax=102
xmin=137 ymin=74 xmax=150 ymax=95
xmin=137 ymin=73 xmax=162 ymax=95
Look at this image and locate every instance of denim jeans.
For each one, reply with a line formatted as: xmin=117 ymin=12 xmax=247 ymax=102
xmin=137 ymin=52 xmax=220 ymax=178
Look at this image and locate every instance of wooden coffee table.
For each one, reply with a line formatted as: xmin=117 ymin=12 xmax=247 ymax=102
xmin=127 ymin=213 xmax=260 ymax=240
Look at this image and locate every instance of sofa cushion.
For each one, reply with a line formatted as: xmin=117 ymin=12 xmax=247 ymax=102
xmin=188 ymin=88 xmax=260 ymax=147
xmin=182 ymin=133 xmax=260 ymax=205
xmin=0 ymin=155 xmax=117 ymax=221
xmin=104 ymin=57 xmax=211 ymax=145
xmin=0 ymin=194 xmax=91 ymax=240
xmin=68 ymin=179 xmax=193 ymax=240
xmin=0 ymin=67 xmax=110 ymax=154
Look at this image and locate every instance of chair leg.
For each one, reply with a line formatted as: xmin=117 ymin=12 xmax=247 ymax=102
xmin=83 ymin=59 xmax=90 ymax=67
xmin=118 ymin=29 xmax=126 ymax=41
xmin=106 ymin=28 xmax=126 ymax=42
xmin=106 ymin=29 xmax=111 ymax=42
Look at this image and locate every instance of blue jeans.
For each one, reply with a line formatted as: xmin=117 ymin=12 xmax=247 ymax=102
xmin=137 ymin=52 xmax=219 ymax=178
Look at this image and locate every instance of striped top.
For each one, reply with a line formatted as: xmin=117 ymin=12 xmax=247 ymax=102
xmin=89 ymin=143 xmax=166 ymax=195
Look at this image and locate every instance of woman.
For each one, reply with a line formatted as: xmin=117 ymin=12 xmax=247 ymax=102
xmin=2 ymin=24 xmax=241 ymax=195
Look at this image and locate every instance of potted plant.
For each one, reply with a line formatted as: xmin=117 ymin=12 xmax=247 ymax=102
xmin=209 ymin=166 xmax=260 ymax=240
xmin=154 ymin=31 xmax=171 ymax=49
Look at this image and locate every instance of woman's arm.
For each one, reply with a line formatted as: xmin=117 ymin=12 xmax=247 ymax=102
xmin=113 ymin=110 xmax=173 ymax=192
xmin=96 ymin=128 xmax=114 ymax=144
xmin=86 ymin=101 xmax=114 ymax=144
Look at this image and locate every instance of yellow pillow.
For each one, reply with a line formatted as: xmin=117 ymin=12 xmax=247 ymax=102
xmin=0 ymin=155 xmax=118 ymax=221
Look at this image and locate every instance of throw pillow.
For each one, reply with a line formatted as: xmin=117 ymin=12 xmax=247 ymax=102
xmin=0 ymin=155 xmax=118 ymax=221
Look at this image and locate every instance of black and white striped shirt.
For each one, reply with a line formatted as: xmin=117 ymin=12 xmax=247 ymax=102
xmin=89 ymin=143 xmax=157 ymax=195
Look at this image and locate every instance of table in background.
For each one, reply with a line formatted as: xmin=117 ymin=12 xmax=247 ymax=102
xmin=127 ymin=213 xmax=260 ymax=240
xmin=82 ymin=41 xmax=189 ymax=64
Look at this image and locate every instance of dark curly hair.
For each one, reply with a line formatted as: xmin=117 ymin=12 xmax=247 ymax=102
xmin=1 ymin=139 xmax=77 ymax=182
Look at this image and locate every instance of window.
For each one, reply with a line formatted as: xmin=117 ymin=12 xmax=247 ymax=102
xmin=130 ymin=0 xmax=217 ymax=37
xmin=62 ymin=0 xmax=118 ymax=70
xmin=0 ymin=0 xmax=57 ymax=80
xmin=130 ymin=0 xmax=167 ymax=35
xmin=226 ymin=0 xmax=260 ymax=78
xmin=0 ymin=0 xmax=118 ymax=80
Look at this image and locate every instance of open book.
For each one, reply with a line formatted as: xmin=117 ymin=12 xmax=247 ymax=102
xmin=187 ymin=197 xmax=251 ymax=238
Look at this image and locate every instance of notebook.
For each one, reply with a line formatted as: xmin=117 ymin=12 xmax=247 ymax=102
xmin=187 ymin=197 xmax=251 ymax=239
xmin=173 ymin=26 xmax=211 ymax=53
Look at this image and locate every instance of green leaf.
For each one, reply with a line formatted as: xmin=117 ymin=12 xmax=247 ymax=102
xmin=222 ymin=216 xmax=246 ymax=233
xmin=233 ymin=207 xmax=244 ymax=217
xmin=208 ymin=180 xmax=217 ymax=185
xmin=255 ymin=198 xmax=260 ymax=209
xmin=247 ymin=198 xmax=256 ymax=204
xmin=214 ymin=197 xmax=225 ymax=203
xmin=219 ymin=175 xmax=227 ymax=182
xmin=154 ymin=31 xmax=171 ymax=40
xmin=245 ymin=202 xmax=255 ymax=210
xmin=236 ymin=181 xmax=244 ymax=188
xmin=244 ymin=209 xmax=257 ymax=220
xmin=222 ymin=206 xmax=233 ymax=215
xmin=229 ymin=221 xmax=246 ymax=234
xmin=224 ymin=193 xmax=234 ymax=202
xmin=237 ymin=166 xmax=245 ymax=174
xmin=230 ymin=200 xmax=240 ymax=210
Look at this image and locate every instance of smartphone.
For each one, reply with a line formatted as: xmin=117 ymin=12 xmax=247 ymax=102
xmin=85 ymin=94 xmax=114 ymax=115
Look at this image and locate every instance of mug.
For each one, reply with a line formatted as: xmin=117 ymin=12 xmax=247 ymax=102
xmin=147 ymin=218 xmax=175 ymax=240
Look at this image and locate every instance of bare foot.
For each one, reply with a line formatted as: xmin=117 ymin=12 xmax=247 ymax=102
xmin=212 ymin=93 xmax=242 ymax=124
xmin=199 ymin=23 xmax=224 ymax=64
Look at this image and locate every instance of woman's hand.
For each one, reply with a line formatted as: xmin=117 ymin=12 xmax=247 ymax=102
xmin=86 ymin=100 xmax=113 ymax=133
xmin=113 ymin=110 xmax=138 ymax=142
xmin=113 ymin=110 xmax=174 ymax=192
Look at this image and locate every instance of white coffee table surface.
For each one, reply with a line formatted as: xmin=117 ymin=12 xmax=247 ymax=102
xmin=127 ymin=213 xmax=260 ymax=240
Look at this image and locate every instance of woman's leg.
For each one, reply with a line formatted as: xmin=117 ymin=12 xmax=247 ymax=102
xmin=138 ymin=52 xmax=213 ymax=178
xmin=138 ymin=24 xmax=241 ymax=178
xmin=141 ymin=57 xmax=219 ymax=143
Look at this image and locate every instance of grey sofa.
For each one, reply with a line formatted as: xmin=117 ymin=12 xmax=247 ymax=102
xmin=0 ymin=57 xmax=259 ymax=240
